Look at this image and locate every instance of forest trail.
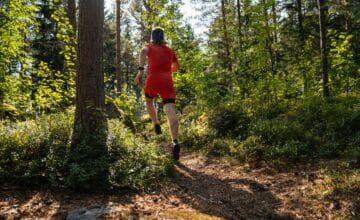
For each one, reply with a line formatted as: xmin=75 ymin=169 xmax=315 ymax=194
xmin=0 ymin=150 xmax=355 ymax=219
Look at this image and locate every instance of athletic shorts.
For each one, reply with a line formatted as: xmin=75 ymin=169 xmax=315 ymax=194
xmin=144 ymin=79 xmax=176 ymax=104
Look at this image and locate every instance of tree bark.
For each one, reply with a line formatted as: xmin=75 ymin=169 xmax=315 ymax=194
xmin=72 ymin=0 xmax=107 ymax=188
xmin=296 ymin=0 xmax=308 ymax=93
xmin=342 ymin=0 xmax=351 ymax=33
xmin=67 ymin=0 xmax=76 ymax=33
xmin=142 ymin=0 xmax=153 ymax=43
xmin=318 ymin=0 xmax=329 ymax=97
xmin=296 ymin=0 xmax=304 ymax=44
xmin=271 ymin=1 xmax=278 ymax=71
xmin=262 ymin=0 xmax=275 ymax=76
xmin=74 ymin=0 xmax=106 ymax=142
xmin=221 ymin=0 xmax=232 ymax=72
xmin=116 ymin=0 xmax=122 ymax=94
xmin=236 ymin=0 xmax=242 ymax=48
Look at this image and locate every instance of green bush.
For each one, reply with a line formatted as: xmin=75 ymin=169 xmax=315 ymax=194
xmin=207 ymin=138 xmax=232 ymax=157
xmin=208 ymin=105 xmax=250 ymax=139
xmin=178 ymin=106 xmax=210 ymax=149
xmin=107 ymin=119 xmax=173 ymax=191
xmin=0 ymin=111 xmax=173 ymax=191
xmin=0 ymin=110 xmax=72 ymax=186
xmin=245 ymin=96 xmax=360 ymax=163
xmin=181 ymin=96 xmax=360 ymax=166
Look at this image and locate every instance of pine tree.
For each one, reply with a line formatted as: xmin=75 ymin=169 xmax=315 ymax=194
xmin=71 ymin=0 xmax=108 ymax=189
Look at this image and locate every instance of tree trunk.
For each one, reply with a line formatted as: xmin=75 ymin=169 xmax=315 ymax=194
xmin=116 ymin=0 xmax=122 ymax=94
xmin=342 ymin=0 xmax=351 ymax=33
xmin=142 ymin=0 xmax=153 ymax=43
xmin=221 ymin=0 xmax=232 ymax=72
xmin=297 ymin=0 xmax=304 ymax=44
xmin=262 ymin=0 xmax=275 ymax=76
xmin=236 ymin=0 xmax=242 ymax=48
xmin=318 ymin=0 xmax=329 ymax=97
xmin=296 ymin=0 xmax=308 ymax=93
xmin=271 ymin=1 xmax=278 ymax=72
xmin=71 ymin=0 xmax=107 ymax=188
xmin=67 ymin=0 xmax=76 ymax=33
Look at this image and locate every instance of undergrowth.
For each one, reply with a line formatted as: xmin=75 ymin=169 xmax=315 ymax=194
xmin=0 ymin=108 xmax=173 ymax=191
xmin=181 ymin=95 xmax=360 ymax=167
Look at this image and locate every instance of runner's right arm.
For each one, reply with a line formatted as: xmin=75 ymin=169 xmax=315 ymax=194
xmin=134 ymin=46 xmax=149 ymax=85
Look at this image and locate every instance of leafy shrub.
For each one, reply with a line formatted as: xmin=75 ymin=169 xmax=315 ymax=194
xmin=245 ymin=96 xmax=360 ymax=164
xmin=182 ymin=96 xmax=360 ymax=166
xmin=207 ymin=138 xmax=232 ymax=157
xmin=107 ymin=119 xmax=173 ymax=191
xmin=0 ymin=110 xmax=73 ymax=186
xmin=0 ymin=103 xmax=20 ymax=120
xmin=178 ymin=106 xmax=210 ymax=149
xmin=0 ymin=111 xmax=173 ymax=191
xmin=208 ymin=105 xmax=250 ymax=139
xmin=342 ymin=132 xmax=360 ymax=164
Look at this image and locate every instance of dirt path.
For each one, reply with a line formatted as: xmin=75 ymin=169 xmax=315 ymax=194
xmin=0 ymin=151 xmax=358 ymax=219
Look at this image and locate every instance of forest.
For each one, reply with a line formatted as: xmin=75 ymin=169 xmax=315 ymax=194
xmin=0 ymin=0 xmax=359 ymax=219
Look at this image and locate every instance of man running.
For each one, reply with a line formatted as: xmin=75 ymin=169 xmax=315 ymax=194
xmin=134 ymin=27 xmax=180 ymax=161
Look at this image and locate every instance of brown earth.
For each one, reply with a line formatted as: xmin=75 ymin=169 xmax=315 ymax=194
xmin=0 ymin=151 xmax=359 ymax=219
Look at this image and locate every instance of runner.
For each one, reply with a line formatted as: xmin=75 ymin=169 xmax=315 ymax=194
xmin=134 ymin=27 xmax=180 ymax=161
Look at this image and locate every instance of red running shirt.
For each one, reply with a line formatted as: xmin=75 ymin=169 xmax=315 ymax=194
xmin=144 ymin=43 xmax=178 ymax=100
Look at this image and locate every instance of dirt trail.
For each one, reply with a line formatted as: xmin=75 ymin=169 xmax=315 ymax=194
xmin=0 ymin=151 xmax=357 ymax=219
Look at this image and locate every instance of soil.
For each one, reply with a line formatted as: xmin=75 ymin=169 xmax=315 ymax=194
xmin=0 ymin=150 xmax=359 ymax=219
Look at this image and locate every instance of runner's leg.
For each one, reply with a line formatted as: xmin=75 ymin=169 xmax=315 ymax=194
xmin=146 ymin=97 xmax=159 ymax=125
xmin=163 ymin=103 xmax=179 ymax=141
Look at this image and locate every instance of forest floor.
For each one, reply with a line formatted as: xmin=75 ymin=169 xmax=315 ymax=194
xmin=0 ymin=147 xmax=359 ymax=219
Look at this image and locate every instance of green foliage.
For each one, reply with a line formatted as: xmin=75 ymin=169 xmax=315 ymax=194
xmin=0 ymin=0 xmax=37 ymax=109
xmin=0 ymin=103 xmax=20 ymax=120
xmin=329 ymin=32 xmax=359 ymax=94
xmin=0 ymin=110 xmax=173 ymax=191
xmin=52 ymin=1 xmax=76 ymax=104
xmin=245 ymin=96 xmax=360 ymax=163
xmin=208 ymin=105 xmax=250 ymax=139
xmin=0 ymin=110 xmax=72 ymax=186
xmin=34 ymin=61 xmax=65 ymax=112
xmin=179 ymin=106 xmax=209 ymax=150
xmin=108 ymin=122 xmax=173 ymax=190
xmin=181 ymin=96 xmax=360 ymax=165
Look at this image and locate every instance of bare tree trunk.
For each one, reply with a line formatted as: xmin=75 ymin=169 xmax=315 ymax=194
xmin=342 ymin=0 xmax=351 ymax=33
xmin=271 ymin=1 xmax=278 ymax=71
xmin=116 ymin=0 xmax=122 ymax=94
xmin=67 ymin=0 xmax=76 ymax=33
xmin=221 ymin=0 xmax=232 ymax=72
xmin=318 ymin=0 xmax=329 ymax=97
xmin=142 ymin=0 xmax=153 ymax=43
xmin=262 ymin=0 xmax=275 ymax=76
xmin=72 ymin=0 xmax=107 ymax=188
xmin=236 ymin=0 xmax=242 ymax=48
xmin=296 ymin=0 xmax=308 ymax=93
xmin=297 ymin=0 xmax=304 ymax=44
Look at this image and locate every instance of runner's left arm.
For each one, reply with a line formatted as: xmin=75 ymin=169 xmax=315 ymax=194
xmin=171 ymin=50 xmax=179 ymax=73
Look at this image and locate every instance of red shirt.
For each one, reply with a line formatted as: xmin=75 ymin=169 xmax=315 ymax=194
xmin=146 ymin=43 xmax=178 ymax=82
xmin=144 ymin=43 xmax=178 ymax=100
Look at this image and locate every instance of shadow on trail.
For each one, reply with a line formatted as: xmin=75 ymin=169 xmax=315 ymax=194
xmin=172 ymin=162 xmax=290 ymax=219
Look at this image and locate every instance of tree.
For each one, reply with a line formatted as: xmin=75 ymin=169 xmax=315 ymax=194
xmin=115 ymin=0 xmax=122 ymax=94
xmin=71 ymin=0 xmax=108 ymax=189
xmin=220 ymin=0 xmax=232 ymax=72
xmin=0 ymin=0 xmax=36 ymax=114
xmin=318 ymin=0 xmax=329 ymax=97
xmin=30 ymin=0 xmax=77 ymax=112
xmin=236 ymin=0 xmax=242 ymax=48
xmin=67 ymin=0 xmax=76 ymax=32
